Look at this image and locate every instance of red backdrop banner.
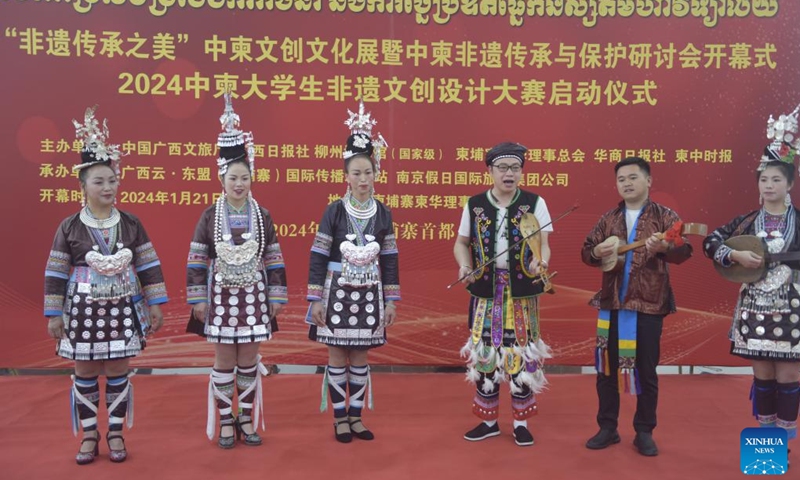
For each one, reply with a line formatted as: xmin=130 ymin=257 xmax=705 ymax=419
xmin=1 ymin=0 xmax=796 ymax=367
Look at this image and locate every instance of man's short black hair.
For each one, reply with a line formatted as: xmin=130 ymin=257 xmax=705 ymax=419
xmin=615 ymin=156 xmax=650 ymax=176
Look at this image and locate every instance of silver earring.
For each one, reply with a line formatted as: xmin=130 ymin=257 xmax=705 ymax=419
xmin=785 ymin=193 xmax=792 ymax=207
xmin=81 ymin=192 xmax=86 ymax=207
xmin=759 ymin=194 xmax=763 ymax=205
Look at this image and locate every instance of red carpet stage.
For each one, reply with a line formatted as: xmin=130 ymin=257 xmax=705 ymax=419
xmin=0 ymin=373 xmax=757 ymax=480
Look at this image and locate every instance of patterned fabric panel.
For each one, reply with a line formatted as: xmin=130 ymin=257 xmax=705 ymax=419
xmin=187 ymin=284 xmax=208 ymax=304
xmin=134 ymin=242 xmax=160 ymax=271
xmin=268 ymin=285 xmax=288 ymax=303
xmin=188 ymin=242 xmax=210 ymax=269
xmin=264 ymin=243 xmax=285 ymax=270
xmin=45 ymin=250 xmax=71 ymax=279
xmin=142 ymin=282 xmax=168 ymax=305
xmin=307 ymin=284 xmax=323 ymax=301
xmin=380 ymin=234 xmax=398 ymax=255
xmin=45 ymin=294 xmax=65 ymax=316
xmin=383 ymin=284 xmax=401 ymax=301
xmin=311 ymin=232 xmax=333 ymax=256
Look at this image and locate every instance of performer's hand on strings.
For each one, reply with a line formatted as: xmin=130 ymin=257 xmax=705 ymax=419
xmin=269 ymin=303 xmax=283 ymax=318
xmin=528 ymin=258 xmax=548 ymax=276
xmin=192 ymin=302 xmax=208 ymax=324
xmin=385 ymin=301 xmax=397 ymax=326
xmin=593 ymin=239 xmax=617 ymax=259
xmin=458 ymin=265 xmax=476 ymax=284
xmin=645 ymin=234 xmax=670 ymax=254
xmin=310 ymin=301 xmax=326 ymax=328
xmin=148 ymin=304 xmax=164 ymax=333
xmin=731 ymin=250 xmax=764 ymax=269
xmin=47 ymin=316 xmax=65 ymax=339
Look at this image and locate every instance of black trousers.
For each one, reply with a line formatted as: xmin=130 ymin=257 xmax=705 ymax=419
xmin=596 ymin=311 xmax=664 ymax=433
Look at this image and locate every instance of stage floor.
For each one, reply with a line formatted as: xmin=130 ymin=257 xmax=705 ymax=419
xmin=0 ymin=373 xmax=765 ymax=480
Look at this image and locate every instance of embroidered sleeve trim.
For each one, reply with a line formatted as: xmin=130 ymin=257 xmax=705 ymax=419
xmin=134 ymin=242 xmax=159 ymax=268
xmin=187 ymin=285 xmax=208 ymax=304
xmin=383 ymin=284 xmax=401 ymax=301
xmin=380 ymin=234 xmax=398 ymax=255
xmin=311 ymin=232 xmax=333 ymax=256
xmin=46 ymin=250 xmax=71 ymax=277
xmin=142 ymin=282 xmax=168 ymax=305
xmin=268 ymin=285 xmax=288 ymax=303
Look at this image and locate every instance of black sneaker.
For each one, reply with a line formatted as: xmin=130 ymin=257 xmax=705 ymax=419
xmin=513 ymin=426 xmax=534 ymax=446
xmin=585 ymin=429 xmax=621 ymax=450
xmin=633 ymin=432 xmax=659 ymax=456
xmin=464 ymin=422 xmax=500 ymax=441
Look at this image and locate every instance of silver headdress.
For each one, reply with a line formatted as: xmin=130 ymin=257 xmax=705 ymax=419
xmin=72 ymin=105 xmax=123 ymax=175
xmin=759 ymin=104 xmax=800 ymax=171
xmin=216 ymin=92 xmax=255 ymax=176
xmin=343 ymin=100 xmax=388 ymax=175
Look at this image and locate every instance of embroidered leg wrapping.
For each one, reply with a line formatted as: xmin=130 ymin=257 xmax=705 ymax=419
xmin=510 ymin=375 xmax=537 ymax=420
xmin=751 ymin=378 xmax=778 ymax=427
xmin=71 ymin=375 xmax=100 ymax=436
xmin=237 ymin=358 xmax=269 ymax=431
xmin=347 ymin=364 xmax=372 ymax=417
xmin=776 ymin=381 xmax=800 ymax=441
xmin=322 ymin=366 xmax=348 ymax=419
xmin=472 ymin=371 xmax=500 ymax=420
xmin=106 ymin=373 xmax=133 ymax=432
xmin=207 ymin=368 xmax=235 ymax=440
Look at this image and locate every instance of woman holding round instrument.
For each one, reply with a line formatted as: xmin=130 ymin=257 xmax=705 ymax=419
xmin=703 ymin=107 xmax=800 ymax=449
xmin=186 ymin=94 xmax=287 ymax=448
xmin=453 ymin=142 xmax=553 ymax=447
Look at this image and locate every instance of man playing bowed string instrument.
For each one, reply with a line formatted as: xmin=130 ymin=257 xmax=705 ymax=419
xmin=453 ymin=142 xmax=554 ymax=447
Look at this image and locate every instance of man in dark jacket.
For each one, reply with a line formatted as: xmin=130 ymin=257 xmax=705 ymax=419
xmin=581 ymin=156 xmax=693 ymax=456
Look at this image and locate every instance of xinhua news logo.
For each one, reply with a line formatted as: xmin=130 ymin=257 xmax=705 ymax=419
xmin=740 ymin=427 xmax=787 ymax=475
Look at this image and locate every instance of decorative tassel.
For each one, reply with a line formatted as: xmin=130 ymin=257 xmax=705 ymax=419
xmin=529 ymin=370 xmax=549 ymax=395
xmin=465 ymin=366 xmax=481 ymax=384
xmin=509 ymin=378 xmax=523 ymax=395
xmin=126 ymin=375 xmax=134 ymax=429
xmin=536 ymin=339 xmax=553 ymax=359
xmin=251 ymin=356 xmax=269 ymax=431
xmin=481 ymin=377 xmax=494 ymax=394
xmin=459 ymin=338 xmax=473 ymax=358
xmin=367 ymin=366 xmax=374 ymax=411
xmin=492 ymin=369 xmax=505 ymax=384
xmin=70 ymin=380 xmax=79 ymax=437
xmin=632 ymin=368 xmax=642 ymax=395
xmin=594 ymin=346 xmax=604 ymax=374
xmin=206 ymin=376 xmax=216 ymax=441
xmin=319 ymin=367 xmax=330 ymax=413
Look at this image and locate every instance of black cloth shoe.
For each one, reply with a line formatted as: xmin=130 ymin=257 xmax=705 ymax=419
xmin=513 ymin=426 xmax=534 ymax=446
xmin=585 ymin=429 xmax=621 ymax=450
xmin=633 ymin=432 xmax=659 ymax=456
xmin=464 ymin=422 xmax=500 ymax=441
xmin=348 ymin=417 xmax=375 ymax=441
xmin=333 ymin=419 xmax=352 ymax=444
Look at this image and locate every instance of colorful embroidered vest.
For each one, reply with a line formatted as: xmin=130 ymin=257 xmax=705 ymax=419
xmin=466 ymin=190 xmax=544 ymax=299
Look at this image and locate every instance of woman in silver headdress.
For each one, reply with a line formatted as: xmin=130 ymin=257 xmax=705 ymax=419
xmin=704 ymin=106 xmax=800 ymax=456
xmin=45 ymin=106 xmax=167 ymax=464
xmin=306 ymin=102 xmax=400 ymax=443
xmin=186 ymin=94 xmax=287 ymax=449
